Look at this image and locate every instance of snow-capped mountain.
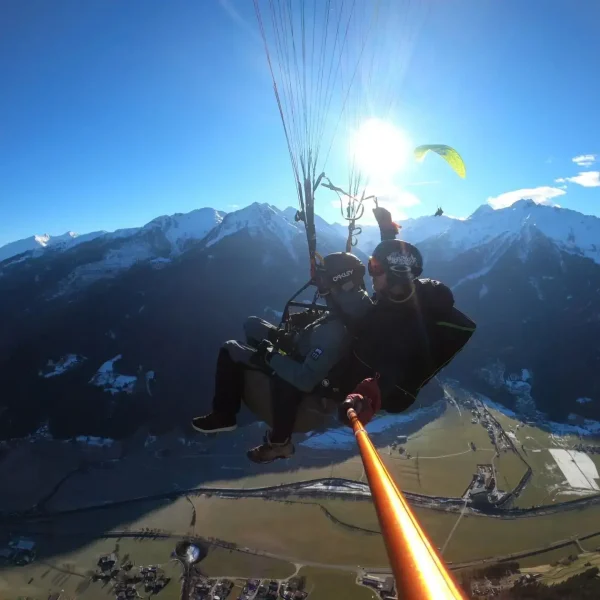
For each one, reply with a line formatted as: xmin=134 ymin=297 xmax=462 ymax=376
xmin=420 ymin=200 xmax=600 ymax=264
xmin=348 ymin=199 xmax=600 ymax=265
xmin=0 ymin=230 xmax=106 ymax=264
xmin=1 ymin=197 xmax=600 ymax=442
xmin=141 ymin=207 xmax=226 ymax=255
xmin=0 ymin=202 xmax=354 ymax=299
xmin=0 ymin=208 xmax=226 ymax=268
xmin=205 ymin=203 xmax=302 ymax=260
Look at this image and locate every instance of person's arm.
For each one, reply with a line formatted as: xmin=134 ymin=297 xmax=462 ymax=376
xmin=419 ymin=279 xmax=455 ymax=318
xmin=269 ymin=321 xmax=349 ymax=393
xmin=373 ymin=207 xmax=400 ymax=241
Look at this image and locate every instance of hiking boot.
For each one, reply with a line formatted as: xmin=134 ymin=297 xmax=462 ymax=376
xmin=191 ymin=412 xmax=237 ymax=434
xmin=247 ymin=432 xmax=295 ymax=464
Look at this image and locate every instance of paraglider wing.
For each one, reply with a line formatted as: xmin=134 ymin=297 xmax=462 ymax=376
xmin=414 ymin=144 xmax=466 ymax=179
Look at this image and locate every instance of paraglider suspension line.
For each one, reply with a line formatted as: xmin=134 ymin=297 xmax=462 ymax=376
xmin=322 ymin=176 xmax=376 ymax=252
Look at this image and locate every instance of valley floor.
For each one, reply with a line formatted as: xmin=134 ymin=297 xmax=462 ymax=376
xmin=1 ymin=385 xmax=600 ymax=599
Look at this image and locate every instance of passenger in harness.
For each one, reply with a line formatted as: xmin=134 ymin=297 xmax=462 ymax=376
xmin=191 ymin=252 xmax=371 ymax=464
xmin=337 ymin=207 xmax=476 ymax=424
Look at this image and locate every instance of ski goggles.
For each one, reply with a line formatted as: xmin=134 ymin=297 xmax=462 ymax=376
xmin=367 ymin=257 xmax=386 ymax=277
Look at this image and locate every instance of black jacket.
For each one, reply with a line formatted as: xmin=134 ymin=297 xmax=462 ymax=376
xmin=348 ymin=278 xmax=466 ymax=412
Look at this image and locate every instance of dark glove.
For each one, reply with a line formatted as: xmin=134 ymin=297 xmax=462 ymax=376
xmin=250 ymin=339 xmax=276 ymax=373
xmin=273 ymin=329 xmax=296 ymax=355
xmin=338 ymin=378 xmax=382 ymax=427
xmin=288 ymin=310 xmax=320 ymax=331
xmin=373 ymin=207 xmax=400 ymax=241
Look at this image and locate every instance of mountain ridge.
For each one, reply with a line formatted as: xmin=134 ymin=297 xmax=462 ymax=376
xmin=1 ymin=197 xmax=600 ymax=442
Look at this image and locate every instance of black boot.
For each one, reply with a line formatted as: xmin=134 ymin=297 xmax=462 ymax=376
xmin=192 ymin=412 xmax=237 ymax=434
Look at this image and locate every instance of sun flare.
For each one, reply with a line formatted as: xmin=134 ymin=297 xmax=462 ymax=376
xmin=349 ymin=118 xmax=412 ymax=181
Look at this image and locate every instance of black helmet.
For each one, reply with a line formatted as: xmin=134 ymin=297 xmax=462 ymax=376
xmin=314 ymin=252 xmax=366 ymax=295
xmin=369 ymin=239 xmax=423 ymax=280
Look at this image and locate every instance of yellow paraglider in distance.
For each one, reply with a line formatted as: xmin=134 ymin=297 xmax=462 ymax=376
xmin=414 ymin=144 xmax=467 ymax=179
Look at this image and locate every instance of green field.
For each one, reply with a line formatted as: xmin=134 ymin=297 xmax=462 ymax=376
xmin=198 ymin=546 xmax=296 ymax=579
xmin=372 ymin=403 xmax=530 ymax=499
xmin=14 ymin=481 xmax=600 ymax=578
xmin=5 ymin=393 xmax=600 ymax=599
xmin=526 ymin=551 xmax=600 ymax=585
xmin=488 ymin=407 xmax=600 ymax=508
xmin=297 ymin=567 xmax=377 ymax=600
xmin=189 ymin=496 xmax=389 ymax=567
xmin=413 ymin=505 xmax=600 ymax=566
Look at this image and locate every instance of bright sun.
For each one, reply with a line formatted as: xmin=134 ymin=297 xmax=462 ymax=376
xmin=349 ymin=118 xmax=412 ymax=181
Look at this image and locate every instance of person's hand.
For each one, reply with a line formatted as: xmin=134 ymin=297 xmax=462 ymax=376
xmin=288 ymin=310 xmax=319 ymax=330
xmin=373 ymin=206 xmax=393 ymax=226
xmin=250 ymin=339 xmax=276 ymax=372
xmin=339 ymin=378 xmax=381 ymax=427
xmin=373 ymin=207 xmax=400 ymax=239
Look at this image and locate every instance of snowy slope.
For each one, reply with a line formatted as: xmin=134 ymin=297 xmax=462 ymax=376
xmin=205 ymin=202 xmax=302 ymax=259
xmin=142 ymin=208 xmax=225 ymax=254
xmin=88 ymin=354 xmax=138 ymax=395
xmin=0 ymin=208 xmax=224 ymax=265
xmin=0 ymin=234 xmax=53 ymax=262
xmin=335 ymin=214 xmax=457 ymax=255
xmin=336 ymin=200 xmax=600 ymax=265
xmin=433 ymin=200 xmax=600 ymax=263
xmin=282 ymin=206 xmax=343 ymax=240
xmin=0 ymin=230 xmax=103 ymax=263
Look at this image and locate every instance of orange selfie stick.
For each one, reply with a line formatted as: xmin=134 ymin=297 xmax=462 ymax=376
xmin=348 ymin=408 xmax=467 ymax=600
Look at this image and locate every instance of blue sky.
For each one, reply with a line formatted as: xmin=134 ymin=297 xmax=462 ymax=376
xmin=1 ymin=0 xmax=599 ymax=247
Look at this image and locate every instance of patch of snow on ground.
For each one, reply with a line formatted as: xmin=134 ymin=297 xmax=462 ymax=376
xmin=300 ymin=404 xmax=441 ymax=449
xmin=145 ymin=371 xmax=155 ymax=395
xmin=478 ymin=361 xmax=506 ymax=389
xmin=548 ymin=449 xmax=599 ymax=490
xmin=301 ymin=428 xmax=355 ymax=450
xmin=89 ymin=354 xmax=138 ymax=395
xmin=2 ymin=255 xmax=29 ymax=268
xmin=34 ymin=422 xmax=53 ymax=440
xmin=75 ymin=436 xmax=114 ymax=447
xmin=528 ymin=277 xmax=544 ymax=301
xmin=480 ymin=395 xmax=518 ymax=418
xmin=301 ymin=481 xmax=371 ymax=497
xmin=555 ymin=489 xmax=598 ymax=498
xmin=150 ymin=257 xmax=171 ymax=268
xmin=546 ymin=418 xmax=600 ymax=436
xmin=42 ymin=354 xmax=86 ymax=378
xmin=363 ymin=404 xmax=442 ymax=434
xmin=577 ymin=397 xmax=593 ymax=404
xmin=505 ymin=380 xmax=532 ymax=395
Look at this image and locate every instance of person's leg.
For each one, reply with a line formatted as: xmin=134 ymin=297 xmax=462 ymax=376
xmin=244 ymin=317 xmax=278 ymax=347
xmin=192 ymin=342 xmax=256 ymax=433
xmin=212 ymin=347 xmax=245 ymax=416
xmin=246 ymin=376 xmax=301 ymax=464
xmin=270 ymin=376 xmax=304 ymax=443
